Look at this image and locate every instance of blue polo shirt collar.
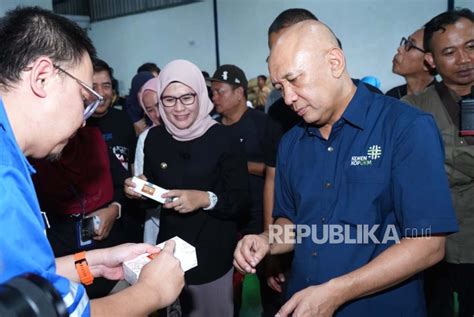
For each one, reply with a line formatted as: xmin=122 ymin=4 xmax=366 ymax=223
xmin=340 ymin=82 xmax=372 ymax=130
xmin=303 ymin=82 xmax=372 ymax=138
xmin=0 ymin=97 xmax=36 ymax=175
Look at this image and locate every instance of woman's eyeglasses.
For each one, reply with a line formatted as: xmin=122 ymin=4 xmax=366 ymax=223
xmin=161 ymin=93 xmax=197 ymax=108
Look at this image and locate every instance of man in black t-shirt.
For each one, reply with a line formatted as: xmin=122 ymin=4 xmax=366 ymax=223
xmin=88 ymin=59 xmax=142 ymax=243
xmin=211 ymin=64 xmax=278 ymax=235
xmin=211 ymin=64 xmax=280 ymax=316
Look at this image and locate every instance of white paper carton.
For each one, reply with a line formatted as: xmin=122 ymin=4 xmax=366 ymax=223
xmin=122 ymin=253 xmax=152 ymax=285
xmin=131 ymin=176 xmax=169 ymax=204
xmin=123 ymin=236 xmax=198 ymax=285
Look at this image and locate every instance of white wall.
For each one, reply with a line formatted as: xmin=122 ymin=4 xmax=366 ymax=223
xmin=215 ymin=0 xmax=447 ymax=92
xmin=89 ymin=1 xmax=216 ymax=95
xmin=88 ymin=0 xmax=473 ymax=94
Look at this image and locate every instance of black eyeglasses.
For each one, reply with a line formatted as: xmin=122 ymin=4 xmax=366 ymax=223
xmin=161 ymin=93 xmax=197 ymax=108
xmin=400 ymin=37 xmax=425 ymax=53
xmin=54 ymin=65 xmax=104 ymax=120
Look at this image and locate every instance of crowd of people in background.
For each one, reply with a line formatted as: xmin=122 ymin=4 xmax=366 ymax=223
xmin=0 ymin=4 xmax=472 ymax=317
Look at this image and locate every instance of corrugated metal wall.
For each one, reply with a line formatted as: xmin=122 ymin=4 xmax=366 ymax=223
xmin=53 ymin=0 xmax=89 ymax=16
xmin=53 ymin=0 xmax=199 ymax=21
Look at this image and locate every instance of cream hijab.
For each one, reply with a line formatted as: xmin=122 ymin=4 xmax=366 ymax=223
xmin=138 ymin=77 xmax=159 ymax=126
xmin=157 ymin=59 xmax=217 ymax=141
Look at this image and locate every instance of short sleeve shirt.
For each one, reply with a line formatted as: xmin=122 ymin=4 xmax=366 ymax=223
xmin=0 ymin=98 xmax=90 ymax=316
xmin=87 ymin=108 xmax=137 ymax=204
xmin=264 ymin=97 xmax=301 ymax=167
xmin=218 ymin=109 xmax=278 ymax=233
xmin=273 ymin=83 xmax=459 ymax=316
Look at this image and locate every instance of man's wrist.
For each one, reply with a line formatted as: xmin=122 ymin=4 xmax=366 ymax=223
xmin=259 ymin=232 xmax=273 ymax=255
xmin=74 ymin=251 xmax=94 ymax=285
xmin=109 ymin=202 xmax=121 ymax=219
xmin=83 ymin=249 xmax=102 ymax=277
xmin=326 ymin=276 xmax=351 ymax=308
xmin=129 ymin=282 xmax=161 ymax=314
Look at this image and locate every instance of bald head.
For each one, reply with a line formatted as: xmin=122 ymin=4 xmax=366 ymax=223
xmin=269 ymin=20 xmax=339 ymax=65
xmin=268 ymin=21 xmax=347 ymax=93
xmin=392 ymin=28 xmax=431 ymax=78
xmin=267 ymin=20 xmax=355 ymax=127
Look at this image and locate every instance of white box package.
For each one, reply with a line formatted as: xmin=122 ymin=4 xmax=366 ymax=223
xmin=123 ymin=236 xmax=198 ymax=285
xmin=131 ymin=176 xmax=169 ymax=204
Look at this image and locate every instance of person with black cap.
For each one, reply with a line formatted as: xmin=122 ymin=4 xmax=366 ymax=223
xmin=211 ymin=64 xmax=273 ymax=235
xmin=211 ymin=64 xmax=280 ymax=316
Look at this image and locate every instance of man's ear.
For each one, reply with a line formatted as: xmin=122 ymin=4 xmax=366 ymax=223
xmin=327 ymin=48 xmax=346 ymax=78
xmin=236 ymin=86 xmax=245 ymax=100
xmin=425 ymin=53 xmax=436 ymax=70
xmin=29 ymin=57 xmax=56 ymax=98
xmin=422 ymin=59 xmax=436 ymax=74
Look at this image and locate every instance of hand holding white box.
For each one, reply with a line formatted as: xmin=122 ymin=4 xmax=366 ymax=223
xmin=123 ymin=236 xmax=198 ymax=285
xmin=131 ymin=176 xmax=169 ymax=204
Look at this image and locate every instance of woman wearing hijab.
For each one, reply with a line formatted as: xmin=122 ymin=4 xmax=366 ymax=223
xmin=139 ymin=77 xmax=161 ymax=126
xmin=125 ymin=59 xmax=249 ymax=316
xmin=125 ymin=71 xmax=155 ymax=135
xmin=135 ymin=77 xmax=160 ymax=176
xmin=134 ymin=77 xmax=161 ymax=244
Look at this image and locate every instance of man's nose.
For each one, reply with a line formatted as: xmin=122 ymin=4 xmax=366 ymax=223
xmin=283 ymin=87 xmax=298 ymax=106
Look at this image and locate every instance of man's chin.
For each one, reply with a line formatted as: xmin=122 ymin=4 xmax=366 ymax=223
xmin=303 ymin=113 xmax=324 ymax=126
xmin=46 ymin=151 xmax=63 ymax=162
xmin=92 ymin=103 xmax=110 ymax=117
xmin=46 ymin=143 xmax=67 ymax=161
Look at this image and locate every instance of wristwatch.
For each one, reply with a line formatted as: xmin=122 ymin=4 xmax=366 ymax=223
xmin=203 ymin=191 xmax=218 ymax=210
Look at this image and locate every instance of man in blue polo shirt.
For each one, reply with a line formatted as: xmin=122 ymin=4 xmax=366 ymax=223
xmin=234 ymin=20 xmax=458 ymax=316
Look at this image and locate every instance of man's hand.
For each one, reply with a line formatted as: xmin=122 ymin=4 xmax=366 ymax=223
xmin=88 ymin=241 xmax=184 ymax=315
xmin=162 ymin=190 xmax=209 ymax=213
xmin=138 ymin=241 xmax=185 ymax=307
xmin=276 ymin=236 xmax=447 ymax=316
xmin=233 ymin=234 xmax=270 ymax=274
xmin=90 ymin=205 xmax=118 ymax=240
xmin=265 ymin=255 xmax=286 ymax=293
xmin=88 ymin=243 xmax=162 ymax=280
xmin=276 ymin=283 xmax=341 ymax=317
xmin=267 ymin=272 xmax=286 ymax=293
